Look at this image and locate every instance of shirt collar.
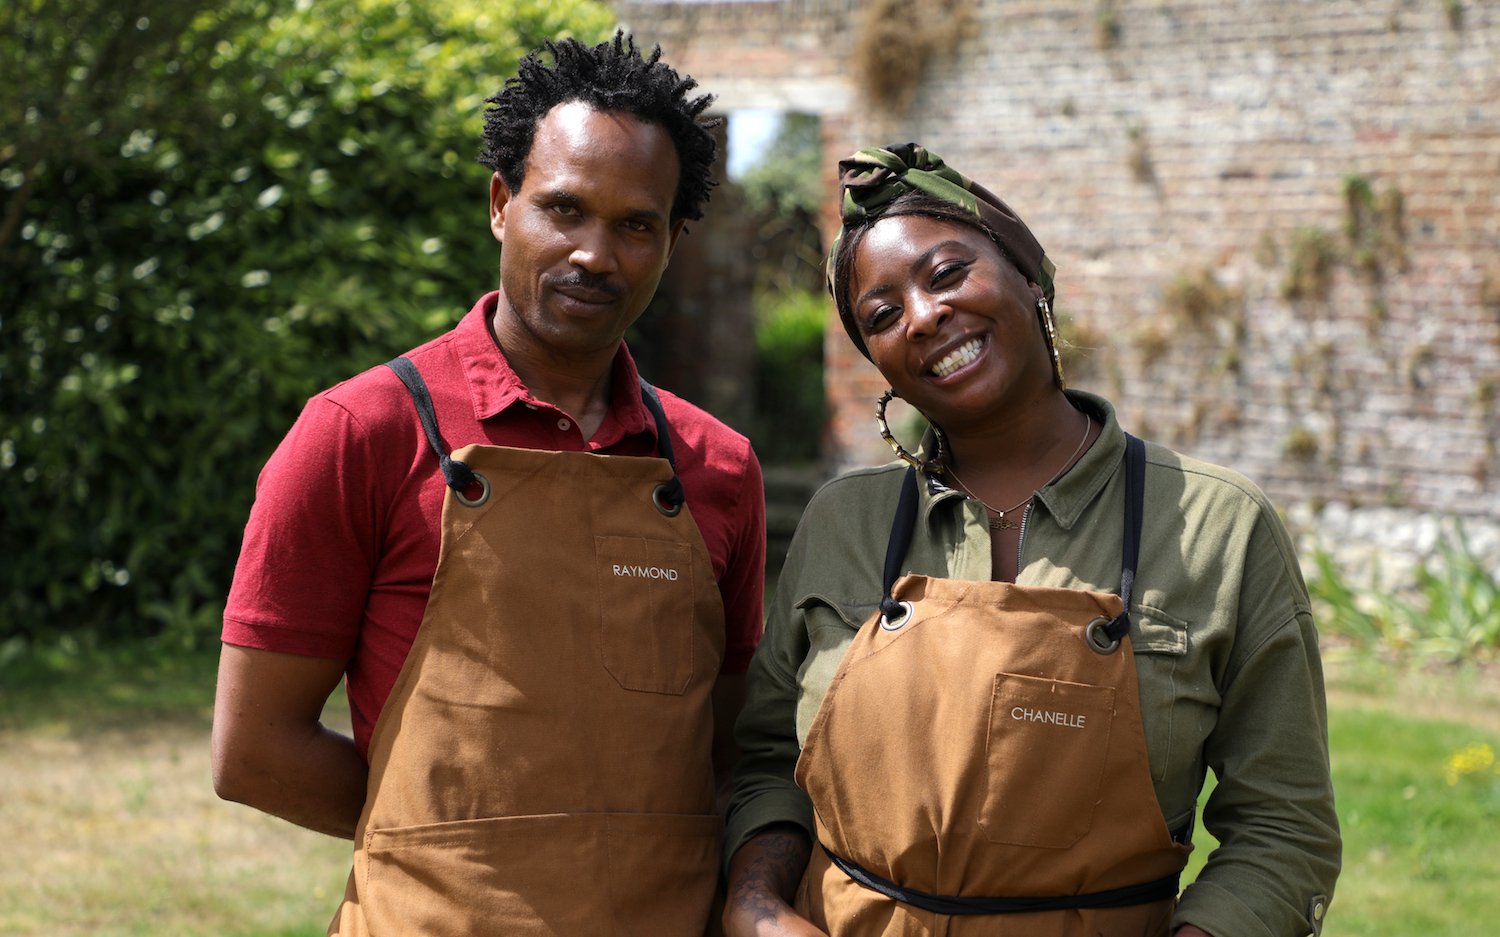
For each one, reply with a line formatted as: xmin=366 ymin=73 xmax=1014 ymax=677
xmin=455 ymin=291 xmax=656 ymax=442
xmin=1034 ymin=390 xmax=1125 ymax=531
xmin=914 ymin=389 xmax=1126 ymax=531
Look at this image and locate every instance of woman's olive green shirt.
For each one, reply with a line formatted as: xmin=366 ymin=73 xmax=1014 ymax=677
xmin=727 ymin=392 xmax=1341 ymax=937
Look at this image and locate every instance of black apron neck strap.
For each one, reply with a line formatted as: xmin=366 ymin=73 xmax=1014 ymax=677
xmin=384 ymin=356 xmax=478 ymax=496
xmin=877 ymin=432 xmax=1147 ymax=635
xmin=878 ymin=467 xmax=921 ymax=622
xmin=1102 ymin=432 xmax=1147 ymax=642
xmin=636 ymin=377 xmax=684 ymax=510
xmin=386 ymin=357 xmax=686 ymax=508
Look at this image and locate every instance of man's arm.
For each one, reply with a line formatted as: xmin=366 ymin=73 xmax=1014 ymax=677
xmin=211 ymin=644 xmax=368 ymax=839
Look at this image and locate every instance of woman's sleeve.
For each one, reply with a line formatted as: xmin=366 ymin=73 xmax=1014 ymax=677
xmin=1173 ymin=509 xmax=1342 ymax=937
xmin=722 ymin=511 xmax=818 ymax=870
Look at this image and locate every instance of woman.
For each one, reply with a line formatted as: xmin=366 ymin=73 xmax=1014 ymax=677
xmin=722 ymin=144 xmax=1340 ymax=937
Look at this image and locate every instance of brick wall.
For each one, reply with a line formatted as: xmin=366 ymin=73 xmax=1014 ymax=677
xmin=615 ymin=0 xmax=1500 ymax=528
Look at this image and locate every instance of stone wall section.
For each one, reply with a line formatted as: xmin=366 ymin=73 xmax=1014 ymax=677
xmin=615 ymin=0 xmax=1500 ymax=571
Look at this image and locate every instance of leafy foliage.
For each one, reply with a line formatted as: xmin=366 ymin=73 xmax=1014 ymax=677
xmin=0 ymin=0 xmax=613 ymax=645
xmin=749 ymin=288 xmax=825 ymax=463
xmin=736 ymin=112 xmax=825 ymax=296
xmin=1308 ymin=523 xmax=1500 ymax=662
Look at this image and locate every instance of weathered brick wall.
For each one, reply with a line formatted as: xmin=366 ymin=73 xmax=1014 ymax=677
xmin=616 ymin=0 xmax=1500 ymax=535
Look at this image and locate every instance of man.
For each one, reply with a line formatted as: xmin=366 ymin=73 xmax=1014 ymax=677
xmin=212 ymin=34 xmax=765 ymax=936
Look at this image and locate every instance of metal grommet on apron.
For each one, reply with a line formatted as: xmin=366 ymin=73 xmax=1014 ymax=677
xmin=1082 ymin=430 xmax=1147 ymax=658
xmin=385 ymin=356 xmax=491 ymax=508
xmin=638 ymin=381 xmax=686 ymax=518
xmin=794 ymin=432 xmax=1190 ymax=937
xmin=875 ymin=467 xmax=922 ymax=632
xmin=329 ymin=357 xmax=724 ymax=937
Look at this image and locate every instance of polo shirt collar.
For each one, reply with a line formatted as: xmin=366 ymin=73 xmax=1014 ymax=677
xmin=454 ymin=291 xmax=655 ymax=441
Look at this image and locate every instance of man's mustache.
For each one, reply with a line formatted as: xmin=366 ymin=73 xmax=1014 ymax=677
xmin=546 ymin=271 xmax=624 ymax=298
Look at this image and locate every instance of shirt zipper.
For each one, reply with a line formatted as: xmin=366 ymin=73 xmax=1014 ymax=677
xmin=1015 ymin=500 xmax=1034 ymax=578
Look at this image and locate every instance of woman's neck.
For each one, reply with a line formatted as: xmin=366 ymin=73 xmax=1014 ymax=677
xmin=942 ymin=392 xmax=1094 ymax=501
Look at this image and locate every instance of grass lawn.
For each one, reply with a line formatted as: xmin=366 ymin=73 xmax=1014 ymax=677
xmin=3 ymin=644 xmax=1498 ymax=936
xmin=0 ymin=646 xmax=350 ymax=937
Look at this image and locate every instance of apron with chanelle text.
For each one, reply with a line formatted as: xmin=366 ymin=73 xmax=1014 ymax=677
xmin=795 ymin=435 xmax=1191 ymax=936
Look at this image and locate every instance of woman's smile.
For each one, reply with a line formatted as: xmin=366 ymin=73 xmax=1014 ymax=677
xmin=928 ymin=336 xmax=985 ymax=379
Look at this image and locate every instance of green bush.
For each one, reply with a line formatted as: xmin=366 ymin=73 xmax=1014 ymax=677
xmin=0 ymin=0 xmax=613 ymax=647
xmin=750 ymin=287 xmax=826 ymax=463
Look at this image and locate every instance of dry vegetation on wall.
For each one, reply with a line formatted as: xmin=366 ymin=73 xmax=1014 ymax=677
xmin=850 ymin=0 xmax=974 ymax=111
xmin=1281 ymin=227 xmax=1341 ymax=302
xmin=1343 ymin=174 xmax=1408 ymax=282
xmin=1481 ymin=266 xmax=1500 ymax=319
xmin=1161 ymin=267 xmax=1242 ymax=331
xmin=1094 ymin=0 xmax=1122 ymax=49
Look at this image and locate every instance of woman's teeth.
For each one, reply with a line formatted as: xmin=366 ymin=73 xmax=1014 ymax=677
xmin=931 ymin=339 xmax=981 ymax=377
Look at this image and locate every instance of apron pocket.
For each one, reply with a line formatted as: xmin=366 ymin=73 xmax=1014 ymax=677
xmin=361 ymin=812 xmax=718 ymax=937
xmin=979 ymin=672 xmax=1117 ymax=849
xmin=603 ymin=812 xmax=721 ymax=935
xmin=595 ymin=536 xmax=699 ymax=694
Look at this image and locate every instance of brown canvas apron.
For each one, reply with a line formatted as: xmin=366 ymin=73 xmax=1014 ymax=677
xmin=793 ymin=435 xmax=1191 ymax=936
xmin=330 ymin=357 xmax=725 ymax=937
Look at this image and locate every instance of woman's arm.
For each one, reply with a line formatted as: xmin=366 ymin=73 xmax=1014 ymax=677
xmin=1174 ymin=510 xmax=1340 ymax=937
xmin=723 ymin=825 xmax=827 ymax=937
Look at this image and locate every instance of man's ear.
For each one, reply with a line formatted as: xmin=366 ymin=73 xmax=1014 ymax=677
xmin=665 ymin=218 xmax=688 ymax=259
xmin=489 ymin=172 xmax=511 ymax=244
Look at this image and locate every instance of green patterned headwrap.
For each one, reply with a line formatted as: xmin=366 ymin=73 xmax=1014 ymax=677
xmin=828 ymin=143 xmax=1057 ymax=358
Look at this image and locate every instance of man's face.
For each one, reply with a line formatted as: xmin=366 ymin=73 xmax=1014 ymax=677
xmin=489 ymin=100 xmax=686 ymax=364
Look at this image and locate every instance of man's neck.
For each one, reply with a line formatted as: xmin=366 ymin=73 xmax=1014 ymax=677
xmin=488 ymin=309 xmax=618 ymax=440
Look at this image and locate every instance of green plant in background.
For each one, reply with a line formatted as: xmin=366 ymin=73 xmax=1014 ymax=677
xmin=1308 ymin=523 xmax=1500 ymax=662
xmin=734 ymin=112 xmax=828 ymax=463
xmin=751 ymin=288 xmax=826 ymax=463
xmin=737 ymin=112 xmax=824 ymax=297
xmin=0 ymin=0 xmax=613 ymax=651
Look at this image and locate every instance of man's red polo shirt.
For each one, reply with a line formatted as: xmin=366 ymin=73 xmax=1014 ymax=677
xmin=224 ymin=292 xmax=766 ymax=756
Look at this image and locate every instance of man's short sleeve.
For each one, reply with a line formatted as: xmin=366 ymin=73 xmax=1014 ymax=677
xmin=222 ymin=394 xmax=382 ymax=660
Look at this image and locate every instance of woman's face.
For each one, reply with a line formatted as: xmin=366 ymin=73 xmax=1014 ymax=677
xmin=849 ymin=213 xmax=1050 ymax=433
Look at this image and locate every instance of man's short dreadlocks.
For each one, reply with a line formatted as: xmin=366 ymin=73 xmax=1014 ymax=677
xmin=478 ymin=32 xmax=719 ymax=222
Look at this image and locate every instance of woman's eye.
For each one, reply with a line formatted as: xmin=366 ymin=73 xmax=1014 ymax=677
xmin=864 ymin=305 xmax=898 ymax=332
xmin=932 ymin=261 xmax=969 ymax=287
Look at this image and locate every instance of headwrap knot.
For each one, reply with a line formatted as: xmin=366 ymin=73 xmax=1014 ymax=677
xmin=829 ymin=143 xmax=1056 ymax=309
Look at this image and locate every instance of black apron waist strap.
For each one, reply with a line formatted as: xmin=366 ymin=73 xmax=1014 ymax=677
xmin=823 ymin=845 xmax=1179 ymax=916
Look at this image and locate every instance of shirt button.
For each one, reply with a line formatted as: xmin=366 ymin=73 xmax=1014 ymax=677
xmin=557 ymin=418 xmax=572 ymax=432
xmin=1312 ymin=901 xmax=1325 ymax=921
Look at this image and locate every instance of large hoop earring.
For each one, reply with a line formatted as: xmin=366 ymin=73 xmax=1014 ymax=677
xmin=876 ymin=389 xmax=945 ymax=471
xmin=1037 ymin=296 xmax=1067 ymax=390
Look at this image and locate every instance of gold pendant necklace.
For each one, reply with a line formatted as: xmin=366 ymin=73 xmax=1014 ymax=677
xmin=946 ymin=416 xmax=1092 ymax=533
